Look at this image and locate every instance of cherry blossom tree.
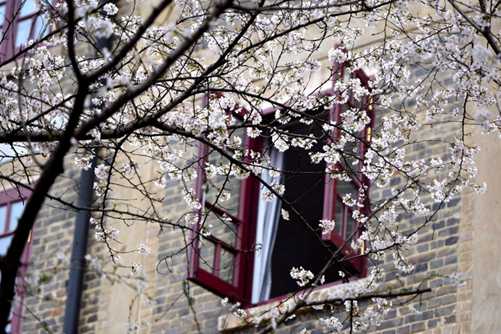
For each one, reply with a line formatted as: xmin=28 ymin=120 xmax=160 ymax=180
xmin=0 ymin=0 xmax=499 ymax=332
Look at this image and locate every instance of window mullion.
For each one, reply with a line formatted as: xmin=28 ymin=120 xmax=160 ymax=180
xmin=5 ymin=201 xmax=11 ymax=233
xmin=322 ymin=55 xmax=346 ymax=240
xmin=213 ymin=242 xmax=222 ymax=276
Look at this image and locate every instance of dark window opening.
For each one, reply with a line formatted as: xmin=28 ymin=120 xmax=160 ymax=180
xmin=269 ymin=120 xmax=333 ymax=297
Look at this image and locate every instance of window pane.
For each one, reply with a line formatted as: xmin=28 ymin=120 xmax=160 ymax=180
xmin=203 ymin=210 xmax=237 ymax=247
xmin=340 ymin=135 xmax=360 ymax=176
xmin=9 ymin=201 xmax=24 ymax=232
xmin=15 ymin=19 xmax=32 ymax=47
xmin=335 ymin=199 xmax=344 ymax=235
xmin=32 ymin=14 xmax=48 ymax=39
xmin=336 ymin=180 xmax=358 ymax=205
xmin=204 ymin=165 xmax=241 ymax=217
xmin=0 ymin=206 xmax=6 ymax=233
xmin=0 ymin=235 xmax=12 ymax=256
xmin=0 ymin=4 xmax=6 ymax=27
xmin=336 ymin=180 xmax=358 ymax=238
xmin=199 ymin=240 xmax=215 ymax=273
xmin=204 ymin=127 xmax=245 ymax=217
xmin=20 ymin=0 xmax=37 ymax=17
xmin=219 ymin=248 xmax=235 ymax=283
xmin=344 ymin=206 xmax=356 ymax=241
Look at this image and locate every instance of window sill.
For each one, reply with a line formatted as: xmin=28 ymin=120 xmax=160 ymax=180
xmin=217 ymin=278 xmax=371 ymax=332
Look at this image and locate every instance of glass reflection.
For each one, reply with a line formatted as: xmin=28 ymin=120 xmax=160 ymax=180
xmin=15 ymin=19 xmax=32 ymax=47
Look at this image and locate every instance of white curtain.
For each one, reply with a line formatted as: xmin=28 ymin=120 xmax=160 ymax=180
xmin=252 ymin=148 xmax=284 ymax=303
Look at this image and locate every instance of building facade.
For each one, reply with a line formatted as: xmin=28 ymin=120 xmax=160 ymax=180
xmin=0 ymin=1 xmax=499 ymax=334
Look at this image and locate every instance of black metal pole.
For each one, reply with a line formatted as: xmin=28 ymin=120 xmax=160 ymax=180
xmin=63 ymin=156 xmax=96 ymax=334
xmin=62 ymin=4 xmax=113 ymax=331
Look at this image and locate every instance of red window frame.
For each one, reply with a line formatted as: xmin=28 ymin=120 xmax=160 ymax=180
xmin=189 ymin=59 xmax=375 ymax=305
xmin=0 ymin=0 xmax=46 ymax=60
xmin=189 ymin=116 xmax=263 ymax=303
xmin=0 ymin=186 xmax=31 ymax=334
xmin=321 ymin=60 xmax=375 ymax=276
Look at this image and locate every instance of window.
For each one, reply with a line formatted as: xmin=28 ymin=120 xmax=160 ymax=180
xmin=189 ymin=125 xmax=260 ymax=303
xmin=0 ymin=187 xmax=31 ymax=334
xmin=0 ymin=0 xmax=49 ymax=60
xmin=189 ymin=64 xmax=375 ymax=306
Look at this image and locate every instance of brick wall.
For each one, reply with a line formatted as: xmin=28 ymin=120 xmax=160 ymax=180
xmin=7 ymin=107 xmax=476 ymax=334
xmin=127 ymin=68 xmax=475 ymax=333
xmin=18 ymin=162 xmax=111 ymax=333
xmin=15 ymin=105 xmax=475 ymax=334
xmin=20 ymin=168 xmax=79 ymax=333
xmin=136 ymin=126 xmax=471 ymax=334
xmin=11 ymin=8 xmax=478 ymax=333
